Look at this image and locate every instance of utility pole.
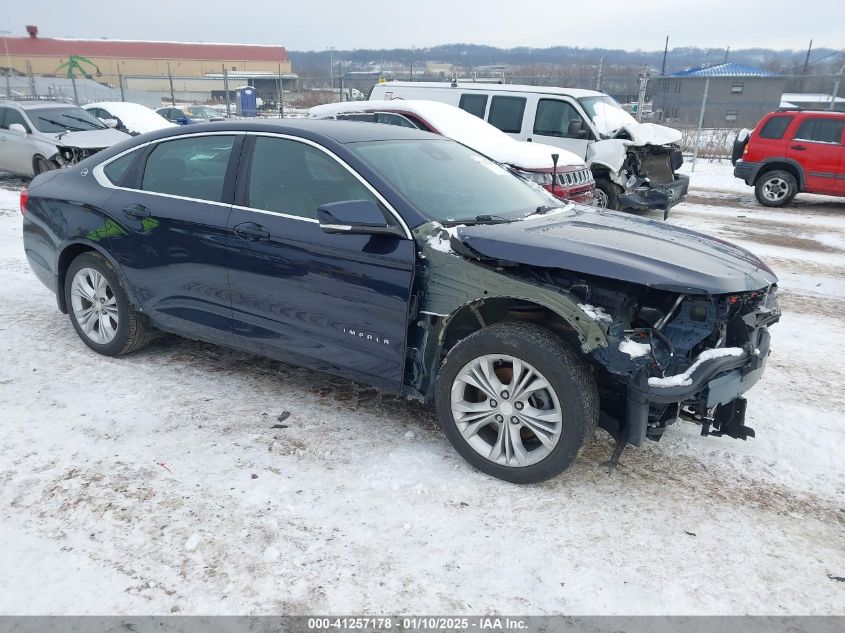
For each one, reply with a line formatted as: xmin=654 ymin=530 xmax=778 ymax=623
xmin=660 ymin=36 xmax=669 ymax=75
xmin=691 ymin=76 xmax=710 ymax=172
xmin=802 ymin=39 xmax=813 ymax=75
xmin=222 ymin=65 xmax=231 ymax=118
xmin=636 ymin=70 xmax=649 ymax=122
xmin=724 ymin=46 xmax=730 ymax=64
xmin=26 ymin=60 xmax=36 ymax=97
xmin=596 ymin=56 xmax=603 ymax=91
xmin=831 ymin=61 xmax=845 ymax=111
xmin=328 ymin=47 xmax=335 ymax=98
xmin=167 ymin=62 xmax=175 ymax=105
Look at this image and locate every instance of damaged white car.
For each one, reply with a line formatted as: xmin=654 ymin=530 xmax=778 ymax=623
xmin=369 ymin=82 xmax=688 ymax=217
xmin=0 ymin=100 xmax=131 ymax=177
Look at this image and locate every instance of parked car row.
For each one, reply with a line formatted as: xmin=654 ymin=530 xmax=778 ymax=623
xmin=0 ymin=100 xmax=233 ymax=178
xmin=309 ymin=99 xmax=595 ymax=204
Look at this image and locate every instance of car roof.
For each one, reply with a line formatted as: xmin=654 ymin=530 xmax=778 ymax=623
xmin=0 ymin=100 xmax=80 ymax=110
xmin=376 ymin=81 xmax=606 ymax=99
xmin=132 ymin=118 xmax=439 ymax=145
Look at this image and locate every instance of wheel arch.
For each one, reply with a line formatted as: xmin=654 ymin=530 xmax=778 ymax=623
xmin=409 ymin=295 xmax=607 ymax=401
xmin=55 ymin=241 xmax=136 ymax=314
xmin=755 ymin=159 xmax=805 ymax=190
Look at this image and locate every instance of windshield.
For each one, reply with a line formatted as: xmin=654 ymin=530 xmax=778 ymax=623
xmin=30 ymin=107 xmax=107 ymax=133
xmin=187 ymin=106 xmax=221 ymax=119
xmin=349 ymin=139 xmax=557 ymax=223
xmin=578 ymin=96 xmax=637 ymax=137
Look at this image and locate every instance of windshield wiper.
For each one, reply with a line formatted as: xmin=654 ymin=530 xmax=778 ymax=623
xmin=466 ymin=214 xmax=515 ymax=225
xmin=37 ymin=117 xmax=85 ymax=132
xmin=63 ymin=114 xmax=106 ymax=129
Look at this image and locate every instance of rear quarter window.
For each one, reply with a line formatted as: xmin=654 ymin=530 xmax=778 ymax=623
xmin=487 ymin=96 xmax=526 ymax=133
xmin=758 ymin=115 xmax=793 ymax=139
xmin=103 ymin=151 xmax=139 ymax=186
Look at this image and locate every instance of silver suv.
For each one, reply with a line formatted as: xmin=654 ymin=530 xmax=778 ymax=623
xmin=0 ymin=101 xmax=131 ymax=177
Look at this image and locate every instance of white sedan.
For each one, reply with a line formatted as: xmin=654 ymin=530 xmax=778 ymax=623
xmin=83 ymin=102 xmax=177 ymax=136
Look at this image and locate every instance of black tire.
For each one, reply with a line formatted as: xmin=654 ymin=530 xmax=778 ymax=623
xmin=33 ymin=155 xmax=58 ymax=176
xmin=435 ymin=322 xmax=599 ymax=484
xmin=594 ymin=177 xmax=621 ymax=210
xmin=64 ymin=251 xmax=153 ymax=356
xmin=754 ymin=169 xmax=797 ymax=207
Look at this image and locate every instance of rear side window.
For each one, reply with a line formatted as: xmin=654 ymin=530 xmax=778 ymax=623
xmin=247 ymin=136 xmax=379 ymax=220
xmin=487 ymin=96 xmax=526 ymax=133
xmin=103 ymin=151 xmax=139 ymax=186
xmin=793 ymin=118 xmax=845 ymax=144
xmin=459 ymin=94 xmax=488 ymax=119
xmin=758 ymin=115 xmax=793 ymax=139
xmin=142 ymin=135 xmax=236 ymax=202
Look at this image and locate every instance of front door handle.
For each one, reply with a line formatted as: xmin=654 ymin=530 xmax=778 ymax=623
xmin=233 ymin=222 xmax=269 ymax=241
xmin=790 ymin=144 xmax=807 ymax=151
xmin=123 ymin=203 xmax=151 ymax=219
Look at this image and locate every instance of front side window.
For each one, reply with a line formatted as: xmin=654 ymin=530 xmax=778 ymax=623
xmin=759 ymin=115 xmax=793 ymax=139
xmin=349 ymin=138 xmax=555 ymax=224
xmin=487 ymin=96 xmax=526 ymax=133
xmin=459 ymin=94 xmax=488 ymax=119
xmin=142 ymin=135 xmax=236 ymax=202
xmin=794 ymin=118 xmax=845 ymax=144
xmin=247 ymin=136 xmax=380 ymax=220
xmin=534 ymin=99 xmax=588 ymax=138
xmin=29 ymin=107 xmax=107 ymax=133
xmin=1 ymin=108 xmax=30 ymax=132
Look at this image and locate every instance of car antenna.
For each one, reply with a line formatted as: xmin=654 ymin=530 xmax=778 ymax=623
xmin=551 ymin=153 xmax=559 ymax=197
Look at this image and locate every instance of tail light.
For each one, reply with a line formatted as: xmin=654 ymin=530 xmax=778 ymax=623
xmin=19 ymin=189 xmax=28 ymax=215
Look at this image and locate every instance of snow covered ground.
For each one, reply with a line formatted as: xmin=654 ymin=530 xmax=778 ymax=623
xmin=0 ymin=167 xmax=843 ymax=616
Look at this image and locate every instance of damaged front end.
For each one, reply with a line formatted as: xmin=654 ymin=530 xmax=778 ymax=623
xmin=588 ymin=124 xmax=689 ymax=217
xmin=589 ymin=285 xmax=780 ymax=450
xmin=616 ymin=144 xmax=688 ymax=218
xmin=53 ymin=145 xmax=108 ymax=167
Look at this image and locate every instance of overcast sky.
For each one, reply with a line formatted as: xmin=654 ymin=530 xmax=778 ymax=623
xmin=2 ymin=0 xmax=840 ymax=52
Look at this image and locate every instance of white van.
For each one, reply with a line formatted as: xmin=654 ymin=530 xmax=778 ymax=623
xmin=369 ymin=81 xmax=689 ymax=216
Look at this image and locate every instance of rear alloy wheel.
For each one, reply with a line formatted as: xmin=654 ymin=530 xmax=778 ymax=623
xmin=435 ymin=322 xmax=598 ymax=483
xmin=64 ymin=252 xmax=152 ymax=356
xmin=755 ymin=170 xmax=797 ymax=207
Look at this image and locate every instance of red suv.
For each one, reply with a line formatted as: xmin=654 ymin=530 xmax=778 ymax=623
xmin=733 ymin=109 xmax=845 ymax=206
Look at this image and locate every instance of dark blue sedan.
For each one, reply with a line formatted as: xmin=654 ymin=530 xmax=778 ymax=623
xmin=20 ymin=120 xmax=778 ymax=482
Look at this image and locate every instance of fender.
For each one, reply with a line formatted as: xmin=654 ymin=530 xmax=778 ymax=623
xmin=757 ymin=157 xmax=806 ymax=190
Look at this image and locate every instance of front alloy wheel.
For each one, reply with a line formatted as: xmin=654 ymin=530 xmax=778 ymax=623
xmin=435 ymin=322 xmax=599 ymax=483
xmin=451 ymin=354 xmax=563 ymax=467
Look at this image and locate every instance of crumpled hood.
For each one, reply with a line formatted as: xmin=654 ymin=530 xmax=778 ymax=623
xmin=46 ymin=128 xmax=131 ymax=149
xmin=587 ymin=123 xmax=683 ymax=173
xmin=454 ymin=206 xmax=777 ymax=294
xmin=613 ymin=122 xmax=682 ymax=146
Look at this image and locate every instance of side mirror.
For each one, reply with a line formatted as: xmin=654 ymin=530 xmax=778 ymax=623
xmin=318 ymin=200 xmax=404 ymax=237
xmin=568 ymin=120 xmax=590 ymax=139
xmin=101 ymin=118 xmax=119 ymax=129
xmin=8 ymin=123 xmax=27 ymax=136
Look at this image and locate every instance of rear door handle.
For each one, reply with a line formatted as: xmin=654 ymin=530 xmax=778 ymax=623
xmin=123 ymin=203 xmax=151 ymax=219
xmin=233 ymin=222 xmax=270 ymax=240
xmin=790 ymin=144 xmax=806 ymax=151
